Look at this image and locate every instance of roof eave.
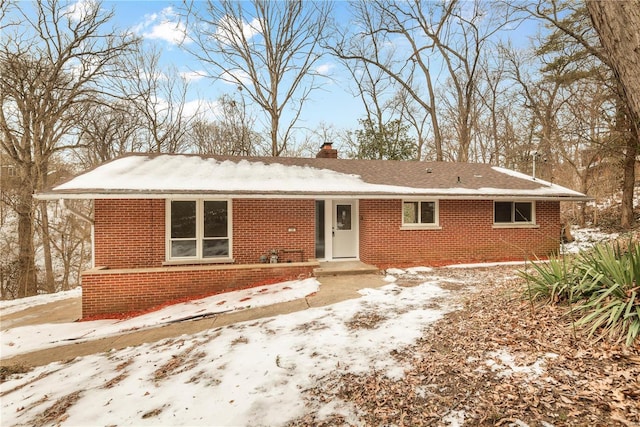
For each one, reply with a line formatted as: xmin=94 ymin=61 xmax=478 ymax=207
xmin=35 ymin=190 xmax=592 ymax=202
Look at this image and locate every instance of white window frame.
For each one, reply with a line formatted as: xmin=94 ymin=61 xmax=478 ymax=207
xmin=401 ymin=199 xmax=441 ymax=230
xmin=165 ymin=199 xmax=233 ymax=263
xmin=493 ymin=200 xmax=537 ymax=228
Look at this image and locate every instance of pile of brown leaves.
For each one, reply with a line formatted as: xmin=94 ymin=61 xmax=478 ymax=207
xmin=289 ymin=266 xmax=640 ymax=426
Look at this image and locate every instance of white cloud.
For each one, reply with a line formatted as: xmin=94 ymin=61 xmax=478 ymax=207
xmin=180 ymin=70 xmax=207 ymax=82
xmin=135 ymin=6 xmax=191 ymax=45
xmin=183 ymin=99 xmax=220 ymax=121
xmin=64 ymin=0 xmax=97 ymax=22
xmin=315 ymin=62 xmax=335 ymax=76
xmin=220 ymin=69 xmax=253 ymax=86
xmin=215 ymin=16 xmax=261 ymax=45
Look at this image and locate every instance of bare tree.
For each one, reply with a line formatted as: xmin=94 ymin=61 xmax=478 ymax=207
xmin=188 ymin=94 xmax=260 ymax=156
xmin=473 ymin=52 xmax=522 ymax=166
xmin=587 ymin=1 xmax=640 ymax=128
xmin=524 ymin=0 xmax=638 ymax=228
xmin=503 ymin=47 xmax=565 ymax=182
xmin=75 ymin=101 xmax=142 ymax=168
xmin=185 ymin=0 xmax=332 ymax=156
xmin=0 ymin=0 xmax=138 ymax=296
xmin=46 ymin=203 xmax=91 ymax=291
xmin=331 ymin=0 xmax=521 ymax=162
xmin=555 ymin=76 xmax=619 ymax=226
xmin=119 ymin=47 xmax=194 ymax=154
xmin=297 ymin=121 xmax=343 ymax=157
xmin=330 ymin=0 xmax=443 ymax=160
xmin=337 ymin=33 xmax=423 ymax=160
xmin=587 ymin=0 xmax=640 ymax=229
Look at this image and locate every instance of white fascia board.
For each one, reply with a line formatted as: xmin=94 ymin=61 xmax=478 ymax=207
xmin=35 ymin=191 xmax=592 ymax=202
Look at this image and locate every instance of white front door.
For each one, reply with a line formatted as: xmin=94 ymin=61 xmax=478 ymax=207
xmin=332 ymin=200 xmax=358 ymax=258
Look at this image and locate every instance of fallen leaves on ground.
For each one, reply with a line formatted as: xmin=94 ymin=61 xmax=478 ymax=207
xmin=289 ymin=266 xmax=640 ymax=427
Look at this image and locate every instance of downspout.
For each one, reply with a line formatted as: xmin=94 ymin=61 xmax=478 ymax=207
xmin=60 ymin=199 xmax=95 ymax=268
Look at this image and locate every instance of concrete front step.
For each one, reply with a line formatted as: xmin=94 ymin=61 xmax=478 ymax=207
xmin=313 ymin=260 xmax=380 ymax=277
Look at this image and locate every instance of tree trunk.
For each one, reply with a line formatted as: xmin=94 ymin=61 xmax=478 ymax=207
xmin=621 ymin=129 xmax=637 ymax=229
xmin=587 ymin=1 xmax=640 ymax=127
xmin=587 ymin=0 xmax=640 ymax=229
xmin=16 ymin=189 xmax=37 ymax=297
xmin=39 ymin=201 xmax=56 ymax=293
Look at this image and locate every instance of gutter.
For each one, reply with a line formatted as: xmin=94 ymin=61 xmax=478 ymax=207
xmin=37 ymin=192 xmax=593 ymax=203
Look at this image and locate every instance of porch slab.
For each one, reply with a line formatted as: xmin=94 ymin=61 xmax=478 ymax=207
xmin=313 ymin=260 xmax=380 ymax=277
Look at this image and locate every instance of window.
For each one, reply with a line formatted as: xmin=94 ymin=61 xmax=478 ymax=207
xmin=168 ymin=200 xmax=231 ymax=260
xmin=494 ymin=201 xmax=534 ymax=224
xmin=403 ymin=200 xmax=438 ymax=226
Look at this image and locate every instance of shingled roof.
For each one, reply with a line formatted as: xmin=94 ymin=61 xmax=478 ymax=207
xmin=36 ymin=153 xmax=589 ymax=201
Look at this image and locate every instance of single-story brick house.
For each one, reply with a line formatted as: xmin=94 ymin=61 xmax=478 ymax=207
xmin=37 ymin=144 xmax=589 ymax=317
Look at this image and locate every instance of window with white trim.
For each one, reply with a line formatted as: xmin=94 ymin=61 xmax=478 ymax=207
xmin=168 ymin=200 xmax=231 ymax=260
xmin=494 ymin=201 xmax=534 ymax=224
xmin=403 ymin=200 xmax=438 ymax=226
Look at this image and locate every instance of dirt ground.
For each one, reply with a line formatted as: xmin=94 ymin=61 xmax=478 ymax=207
xmin=288 ymin=266 xmax=640 ymax=427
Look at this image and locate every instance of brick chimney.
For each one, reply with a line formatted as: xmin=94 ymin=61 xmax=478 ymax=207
xmin=316 ymin=142 xmax=338 ymax=159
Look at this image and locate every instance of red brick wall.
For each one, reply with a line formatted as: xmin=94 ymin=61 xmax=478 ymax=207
xmin=81 ymin=264 xmax=314 ymax=318
xmin=87 ymin=198 xmax=316 ymax=317
xmin=93 ymin=198 xmax=315 ymax=268
xmin=233 ymin=199 xmax=315 ymax=264
xmin=94 ymin=199 xmax=165 ymax=269
xmin=359 ymin=199 xmax=561 ymax=268
xmin=88 ymin=197 xmax=561 ymax=316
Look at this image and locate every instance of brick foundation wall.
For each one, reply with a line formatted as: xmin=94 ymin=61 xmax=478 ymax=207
xmin=359 ymin=199 xmax=561 ymax=268
xmin=88 ymin=198 xmax=316 ymax=317
xmin=81 ymin=263 xmax=316 ymax=318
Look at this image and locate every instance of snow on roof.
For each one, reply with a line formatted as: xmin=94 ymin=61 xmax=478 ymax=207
xmin=37 ymin=153 xmax=589 ymax=201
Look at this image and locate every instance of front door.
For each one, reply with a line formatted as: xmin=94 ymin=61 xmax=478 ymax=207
xmin=332 ymin=200 xmax=357 ymax=258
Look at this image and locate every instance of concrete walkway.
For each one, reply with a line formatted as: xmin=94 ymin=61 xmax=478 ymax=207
xmin=1 ymin=274 xmax=386 ymax=368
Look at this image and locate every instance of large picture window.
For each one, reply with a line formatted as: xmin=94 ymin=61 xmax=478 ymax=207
xmin=168 ymin=200 xmax=231 ymax=260
xmin=402 ymin=200 xmax=438 ymax=226
xmin=494 ymin=201 xmax=534 ymax=224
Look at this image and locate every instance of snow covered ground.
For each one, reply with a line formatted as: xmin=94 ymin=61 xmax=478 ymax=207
xmin=1 ymin=269 xmax=460 ymax=426
xmin=1 ymin=279 xmax=319 ymax=359
xmin=0 ymin=227 xmax=623 ymax=426
xmin=561 ymin=227 xmax=620 ymax=254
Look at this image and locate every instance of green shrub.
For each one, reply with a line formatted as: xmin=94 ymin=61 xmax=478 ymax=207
xmin=521 ymin=239 xmax=640 ymax=347
xmin=520 ymin=257 xmax=577 ymax=303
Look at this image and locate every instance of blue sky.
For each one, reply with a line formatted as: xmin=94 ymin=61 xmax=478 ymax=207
xmin=8 ymin=0 xmax=541 ymax=150
xmin=103 ymin=0 xmax=362 ymax=135
xmin=101 ymin=0 xmax=538 ymax=136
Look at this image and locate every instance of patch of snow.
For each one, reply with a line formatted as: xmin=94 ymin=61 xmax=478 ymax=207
xmin=492 ymin=166 xmax=585 ymax=197
xmin=561 ymin=227 xmax=620 ymax=254
xmin=406 ymin=266 xmax=433 ymax=274
xmin=0 ymin=278 xmax=456 ymax=427
xmin=45 ymin=154 xmax=585 ymax=199
xmin=0 ymin=287 xmax=81 ymax=315
xmin=485 ymin=349 xmax=558 ymax=380
xmin=442 ymin=409 xmax=466 ymax=427
xmin=315 ymin=399 xmax=362 ymax=426
xmin=445 ymin=260 xmax=533 ymax=269
xmin=1 ymin=278 xmax=319 ymax=358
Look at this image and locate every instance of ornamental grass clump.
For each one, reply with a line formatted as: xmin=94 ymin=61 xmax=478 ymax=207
xmin=521 ymin=257 xmax=578 ymax=304
xmin=521 ymin=239 xmax=640 ymax=347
